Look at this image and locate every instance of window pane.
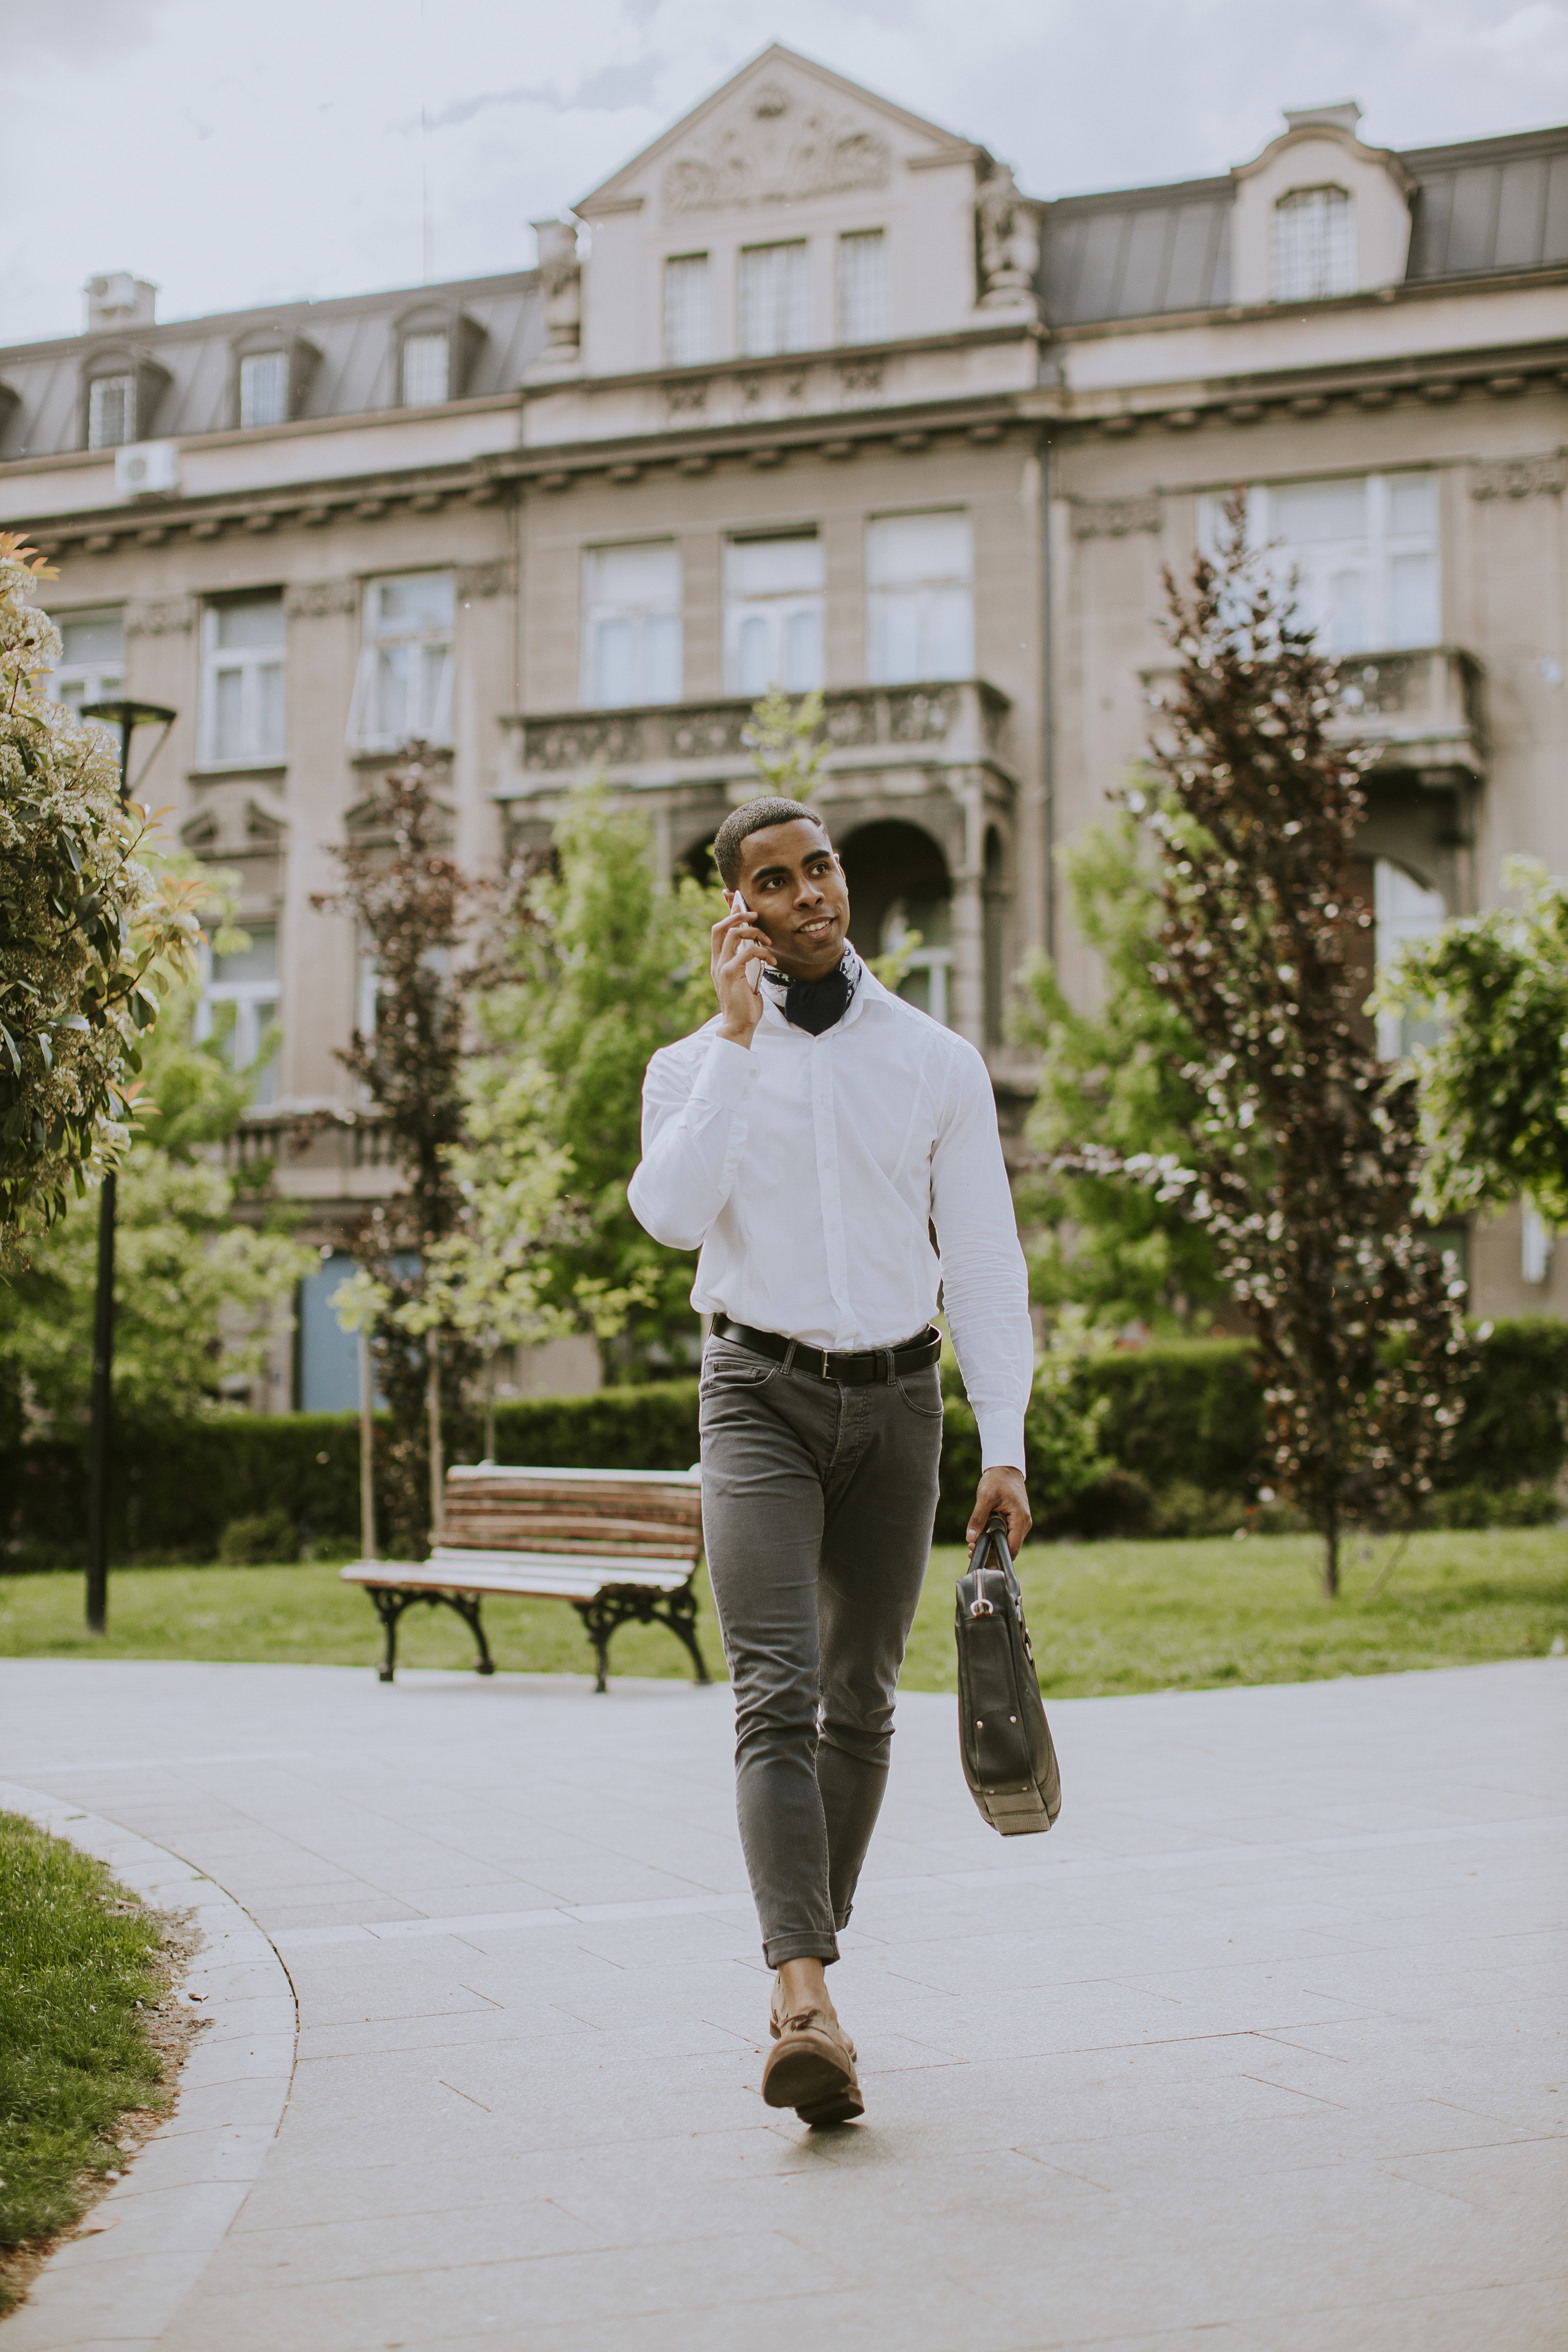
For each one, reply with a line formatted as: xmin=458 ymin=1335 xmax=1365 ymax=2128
xmin=213 ymin=928 xmax=278 ymax=985
xmin=258 ymin=662 xmax=285 ymax=757
xmin=664 ymin=255 xmax=711 ymax=368
xmin=419 ymin=643 xmax=449 ymax=733
xmin=729 ymin=534 xmax=824 ymax=596
xmin=402 ymin=331 xmax=450 ymax=406
xmin=1389 ymin=473 xmax=1436 ymax=536
xmin=837 ymin=230 xmax=887 ymax=344
xmin=216 ymin=596 xmax=285 ymax=649
xmin=61 ymin=612 xmax=125 ymax=665
xmin=785 ymin=606 xmax=823 ymax=690
xmin=1272 ymin=187 xmax=1357 ymax=301
xmin=214 ymin=669 xmax=245 ymax=760
xmin=1389 ymin=552 xmax=1439 ymax=646
xmin=925 ymin=584 xmax=974 ymax=677
xmin=737 ymin=614 xmax=771 ymax=696
xmin=867 ymin=511 xmax=972 ymax=587
xmin=641 ymin=612 xmax=681 ymax=703
xmin=588 ymin=542 xmax=680 ymax=606
xmin=375 ymin=646 xmax=409 ymax=740
xmin=870 ymin=593 xmax=922 ymax=684
xmin=593 ymin=617 xmax=633 ymax=706
xmin=1324 ymin=566 xmax=1369 ymax=654
xmin=1272 ymin=478 xmax=1366 ymax=542
xmin=738 ymin=242 xmax=809 ymax=357
xmin=88 ymin=376 xmax=133 ymax=449
xmin=239 ymin=352 xmax=289 ymax=429
xmin=373 ymin=572 xmax=455 ymax=632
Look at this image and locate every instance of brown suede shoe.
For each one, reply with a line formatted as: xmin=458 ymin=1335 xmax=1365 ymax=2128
xmin=762 ymin=1989 xmax=864 ymax=2126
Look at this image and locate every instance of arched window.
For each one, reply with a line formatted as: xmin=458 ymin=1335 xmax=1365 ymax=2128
xmin=1272 ymin=187 xmax=1356 ymax=302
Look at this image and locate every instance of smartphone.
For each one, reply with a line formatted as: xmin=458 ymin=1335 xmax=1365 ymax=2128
xmin=730 ymin=892 xmax=764 ymax=993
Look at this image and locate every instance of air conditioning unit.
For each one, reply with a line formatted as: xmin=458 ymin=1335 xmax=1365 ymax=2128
xmin=115 ymin=440 xmax=180 ymax=498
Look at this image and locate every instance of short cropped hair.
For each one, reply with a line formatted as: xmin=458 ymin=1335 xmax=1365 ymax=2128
xmin=712 ymin=797 xmax=830 ymax=889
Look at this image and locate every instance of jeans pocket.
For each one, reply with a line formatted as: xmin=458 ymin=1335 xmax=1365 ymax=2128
xmin=699 ymin=1339 xmax=778 ymax=1398
xmin=892 ymin=1367 xmax=945 ymax=1420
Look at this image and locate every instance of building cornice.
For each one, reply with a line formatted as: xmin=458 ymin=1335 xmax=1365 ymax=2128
xmin=1045 ymin=260 xmax=1568 ymax=346
xmin=521 ymin=318 xmax=1044 ymax=404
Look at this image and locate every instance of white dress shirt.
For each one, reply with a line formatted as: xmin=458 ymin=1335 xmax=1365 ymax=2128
xmin=628 ymin=965 xmax=1033 ymax=1472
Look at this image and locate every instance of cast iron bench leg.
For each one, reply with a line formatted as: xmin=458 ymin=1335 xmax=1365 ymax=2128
xmin=366 ymin=1586 xmax=493 ymax=1681
xmin=656 ymin=1584 xmax=711 ymax=1686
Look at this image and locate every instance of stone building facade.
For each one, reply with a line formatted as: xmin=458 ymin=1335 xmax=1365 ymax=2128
xmin=2 ymin=48 xmax=1566 ymax=1399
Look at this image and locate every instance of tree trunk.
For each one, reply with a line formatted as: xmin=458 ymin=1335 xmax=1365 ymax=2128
xmin=483 ymin=1344 xmax=497 ymax=1465
xmin=427 ymin=1330 xmax=444 ymax=1546
xmin=1322 ymin=1504 xmax=1340 ymax=1600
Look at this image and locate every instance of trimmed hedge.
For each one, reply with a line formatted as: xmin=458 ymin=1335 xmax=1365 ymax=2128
xmin=4 ymin=1319 xmax=1563 ymax=1565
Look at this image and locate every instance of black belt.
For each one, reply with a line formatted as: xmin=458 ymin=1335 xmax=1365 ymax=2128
xmin=711 ymin=1315 xmax=941 ymax=1384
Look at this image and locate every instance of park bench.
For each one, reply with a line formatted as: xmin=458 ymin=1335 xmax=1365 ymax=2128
xmin=340 ymin=1462 xmax=710 ymax=1693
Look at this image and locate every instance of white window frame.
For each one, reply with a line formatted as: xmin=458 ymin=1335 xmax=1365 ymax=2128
xmin=663 ymin=254 xmax=711 ymax=368
xmin=51 ymin=607 xmax=125 ymax=715
xmin=87 ymin=373 xmax=135 ymax=450
xmin=837 ymin=230 xmax=887 ymax=345
xmin=738 ymin=241 xmax=810 ymax=358
xmin=1211 ymin=475 xmax=1441 ymax=656
xmin=401 ymin=330 xmax=450 ymax=407
xmin=200 ymin=595 xmax=286 ymax=767
xmin=195 ymin=927 xmax=280 ymax=1108
xmin=1272 ymin=186 xmax=1357 ymax=302
xmin=865 ymin=511 xmax=975 ymax=686
xmin=349 ymin=573 xmax=454 ymax=753
xmin=582 ymin=542 xmax=683 ymax=709
xmin=724 ymin=534 xmax=824 ymax=697
xmin=239 ymin=351 xmax=289 ymax=429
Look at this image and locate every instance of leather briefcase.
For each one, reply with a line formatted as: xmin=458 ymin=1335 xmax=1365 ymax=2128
xmin=955 ymin=1513 xmax=1062 ymax=1836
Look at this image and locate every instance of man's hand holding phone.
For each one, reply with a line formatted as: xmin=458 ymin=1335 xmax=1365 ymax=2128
xmin=711 ymin=895 xmax=771 ymax=1048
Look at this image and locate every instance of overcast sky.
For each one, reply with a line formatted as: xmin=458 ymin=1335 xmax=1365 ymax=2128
xmin=5 ymin=0 xmax=1567 ymax=344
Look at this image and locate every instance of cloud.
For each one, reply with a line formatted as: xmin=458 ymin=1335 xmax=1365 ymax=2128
xmin=420 ymin=54 xmax=663 ymax=131
xmin=0 ymin=0 xmax=170 ymax=65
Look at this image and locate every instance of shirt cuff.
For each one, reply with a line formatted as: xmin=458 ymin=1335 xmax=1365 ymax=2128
xmin=692 ymin=1034 xmax=761 ymax=1111
xmin=977 ymin=1413 xmax=1027 ymax=1478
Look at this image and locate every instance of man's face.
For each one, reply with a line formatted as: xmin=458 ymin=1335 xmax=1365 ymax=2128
xmin=728 ymin=819 xmax=851 ymax=983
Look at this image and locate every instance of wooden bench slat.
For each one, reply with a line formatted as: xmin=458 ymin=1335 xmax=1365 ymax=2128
xmin=341 ymin=1553 xmax=694 ymax=1599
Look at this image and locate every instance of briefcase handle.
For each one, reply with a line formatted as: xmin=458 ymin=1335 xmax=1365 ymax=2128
xmin=967 ymin=1512 xmax=1011 ymax=1618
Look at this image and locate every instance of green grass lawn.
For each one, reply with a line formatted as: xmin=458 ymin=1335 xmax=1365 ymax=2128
xmin=0 ymin=1815 xmax=169 ymax=2306
xmin=2 ymin=1529 xmax=1564 ymax=1695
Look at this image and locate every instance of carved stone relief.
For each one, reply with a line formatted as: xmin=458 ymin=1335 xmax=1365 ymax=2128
xmin=1470 ymin=450 xmax=1567 ymax=501
xmin=455 ymin=560 xmax=518 ymax=600
xmin=526 ymin=718 xmax=646 ymax=771
xmin=670 ymin=707 xmax=750 ymax=759
xmin=663 ymin=82 xmax=889 ymax=215
xmin=284 ymin=578 xmax=359 ymax=619
xmin=836 ymin=358 xmax=884 ymax=406
xmin=533 ymin=219 xmax=582 ymax=356
xmin=975 ymin=165 xmax=1041 ymax=308
xmin=125 ymin=595 xmax=195 ymax=635
xmin=666 ymin=380 xmax=708 ymax=424
xmin=1071 ymin=495 xmax=1162 ymax=540
xmin=889 ymin=686 xmax=957 ymax=743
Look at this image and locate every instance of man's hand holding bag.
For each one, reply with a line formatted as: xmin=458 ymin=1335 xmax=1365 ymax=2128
xmin=955 ymin=1514 xmax=1062 ymax=1835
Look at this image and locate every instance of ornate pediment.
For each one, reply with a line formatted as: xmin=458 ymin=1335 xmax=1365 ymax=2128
xmin=661 ymin=81 xmax=891 ymax=216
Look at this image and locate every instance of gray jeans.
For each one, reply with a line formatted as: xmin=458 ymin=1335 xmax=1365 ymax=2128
xmin=698 ymin=1334 xmax=944 ymax=1967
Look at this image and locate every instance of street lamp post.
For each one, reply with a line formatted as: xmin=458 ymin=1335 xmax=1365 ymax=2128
xmin=79 ymin=698 xmax=176 ymax=1637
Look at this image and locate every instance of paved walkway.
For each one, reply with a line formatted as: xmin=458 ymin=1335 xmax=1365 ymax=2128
xmin=1 ymin=1653 xmax=1564 ymax=2352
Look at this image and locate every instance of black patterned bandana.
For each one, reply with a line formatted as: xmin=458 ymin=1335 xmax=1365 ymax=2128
xmin=764 ymin=948 xmax=862 ymax=1036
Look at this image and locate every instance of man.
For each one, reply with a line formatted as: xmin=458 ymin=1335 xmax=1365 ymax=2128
xmin=628 ymin=797 xmax=1032 ymax=2126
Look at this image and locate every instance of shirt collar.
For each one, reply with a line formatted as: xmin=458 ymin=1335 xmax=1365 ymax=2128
xmin=760 ymin=944 xmax=864 ymax=1026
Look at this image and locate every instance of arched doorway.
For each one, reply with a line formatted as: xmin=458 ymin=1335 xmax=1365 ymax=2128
xmin=838 ymin=820 xmax=954 ymax=1025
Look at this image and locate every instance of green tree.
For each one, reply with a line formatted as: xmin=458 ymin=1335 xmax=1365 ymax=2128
xmin=1012 ymin=808 xmax=1221 ymax=1332
xmin=0 ymin=937 xmax=312 ymax=1429
xmin=743 ymin=685 xmax=825 ymax=801
xmin=1 ymin=535 xmax=204 ymax=1270
xmin=312 ymin=751 xmax=477 ymax=1553
xmin=1376 ymin=857 xmax=1568 ymax=1228
xmin=468 ymin=782 xmax=724 ymax=1375
xmin=1095 ymin=504 xmax=1470 ymax=1595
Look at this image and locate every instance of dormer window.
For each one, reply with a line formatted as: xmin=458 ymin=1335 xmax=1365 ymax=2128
xmin=664 ymin=255 xmax=711 ymax=367
xmin=738 ymin=242 xmax=809 ymax=358
xmin=837 ymin=230 xmax=887 ymax=345
xmin=88 ymin=373 xmax=135 ymax=449
xmin=1272 ymin=186 xmax=1356 ymax=300
xmin=402 ymin=330 xmax=450 ymax=406
xmin=239 ymin=352 xmax=288 ymax=429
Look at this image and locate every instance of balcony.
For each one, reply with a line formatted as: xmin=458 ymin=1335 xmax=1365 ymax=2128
xmin=217 ymin=1110 xmax=399 ymax=1204
xmin=1327 ymin=648 xmax=1486 ymax=783
xmin=496 ymin=679 xmax=1017 ymax=801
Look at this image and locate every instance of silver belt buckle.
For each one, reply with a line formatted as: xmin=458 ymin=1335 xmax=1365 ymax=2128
xmin=818 ymin=1347 xmax=833 ymax=1379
